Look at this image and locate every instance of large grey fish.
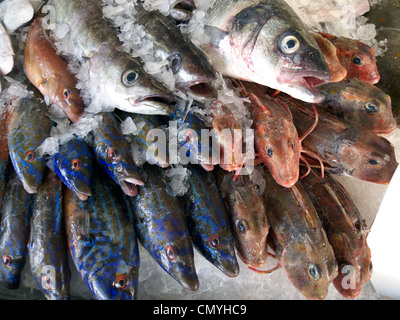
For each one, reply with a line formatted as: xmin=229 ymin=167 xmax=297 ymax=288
xmin=63 ymin=168 xmax=140 ymax=300
xmin=198 ymin=0 xmax=331 ymax=103
xmin=46 ymin=0 xmax=175 ymax=115
xmin=134 ymin=6 xmax=218 ymax=104
xmin=29 ymin=169 xmax=71 ymax=300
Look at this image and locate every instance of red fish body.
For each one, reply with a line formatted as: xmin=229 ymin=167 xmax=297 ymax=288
xmin=320 ymin=33 xmax=380 ymax=85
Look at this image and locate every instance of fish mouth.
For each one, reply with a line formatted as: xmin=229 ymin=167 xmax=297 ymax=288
xmin=129 ymin=95 xmax=175 ymax=116
xmin=118 ymin=177 xmax=145 ymax=197
xmin=278 ymin=69 xmax=331 ymax=103
xmin=178 ymin=81 xmax=218 ymax=104
xmin=170 ymin=0 xmax=195 ymax=22
xmin=73 ymin=186 xmax=93 ymax=201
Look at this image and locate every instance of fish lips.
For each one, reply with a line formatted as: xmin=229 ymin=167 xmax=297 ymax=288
xmin=129 ymin=93 xmax=175 ymax=116
xmin=176 ymin=80 xmax=218 ymax=104
xmin=118 ymin=176 xmax=145 ymax=197
xmin=277 ymin=68 xmax=331 ymax=103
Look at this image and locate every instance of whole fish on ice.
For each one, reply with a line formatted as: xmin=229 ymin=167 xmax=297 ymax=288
xmin=198 ymin=0 xmax=331 ymax=103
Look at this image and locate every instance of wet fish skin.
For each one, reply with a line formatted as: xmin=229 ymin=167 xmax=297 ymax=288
xmin=126 ymin=164 xmax=199 ymax=291
xmin=215 ymin=169 xmax=269 ymax=268
xmin=8 ymin=91 xmax=52 ymax=194
xmin=0 ymin=99 xmax=12 ymax=202
xmin=300 ymin=168 xmax=372 ymax=299
xmin=181 ymin=164 xmax=239 ymax=277
xmin=320 ymin=32 xmax=380 ymax=85
xmin=279 ymin=93 xmax=398 ymax=184
xmin=311 ymin=31 xmax=347 ymax=83
xmin=63 ymin=169 xmax=140 ymax=300
xmin=201 ymin=0 xmax=331 ymax=103
xmin=53 ymin=136 xmax=93 ymax=201
xmin=92 ymin=112 xmax=144 ymax=197
xmin=0 ymin=169 xmax=34 ymax=289
xmin=317 ymin=78 xmax=396 ymax=134
xmin=262 ymin=167 xmax=338 ymax=300
xmin=133 ymin=7 xmax=218 ymax=104
xmin=47 ymin=0 xmax=175 ymax=116
xmin=24 ymin=18 xmax=85 ymax=123
xmin=29 ymin=169 xmax=71 ymax=300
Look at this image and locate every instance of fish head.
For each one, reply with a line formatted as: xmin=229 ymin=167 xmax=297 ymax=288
xmin=45 ymin=76 xmax=85 ymax=123
xmin=338 ymin=134 xmax=398 ymax=184
xmin=89 ymin=52 xmax=176 ymax=115
xmin=169 ymin=0 xmax=196 ymax=22
xmin=53 ymin=138 xmax=94 ymax=201
xmin=232 ymin=186 xmax=269 ymax=268
xmin=254 ymin=112 xmax=300 ymax=188
xmin=333 ymin=37 xmax=380 ymax=85
xmin=330 ymin=233 xmax=373 ymax=299
xmin=0 ymin=252 xmax=25 ymax=289
xmin=93 ymin=113 xmax=145 ymax=196
xmin=280 ymin=231 xmax=338 ymax=300
xmin=229 ymin=3 xmax=331 ymax=103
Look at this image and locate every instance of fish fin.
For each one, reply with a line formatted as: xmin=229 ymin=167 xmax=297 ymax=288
xmin=275 ymin=97 xmax=293 ymax=120
xmin=299 ymin=105 xmax=319 ymax=143
xmin=301 ymin=150 xmax=325 ymax=178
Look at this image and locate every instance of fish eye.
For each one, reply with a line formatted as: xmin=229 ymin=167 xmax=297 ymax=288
xmin=364 ymin=103 xmax=379 ymax=114
xmin=352 ymin=56 xmax=365 ymax=67
xmin=122 ymin=69 xmax=140 ymax=87
xmin=166 ymin=244 xmax=177 ymax=261
xmin=236 ymin=219 xmax=248 ymax=235
xmin=113 ymin=274 xmax=128 ymax=290
xmin=2 ymin=255 xmax=11 ymax=267
xmin=167 ymin=52 xmax=182 ymax=73
xmin=25 ymin=150 xmax=35 ymax=162
xmin=209 ymin=234 xmax=220 ymax=248
xmin=266 ymin=147 xmax=273 ymax=157
xmin=368 ymin=159 xmax=379 ymax=166
xmin=63 ymin=89 xmax=71 ymax=99
xmin=307 ymin=264 xmax=320 ymax=281
xmin=71 ymin=159 xmax=80 ymax=171
xmin=108 ymin=148 xmax=118 ymax=162
xmin=279 ymin=35 xmax=300 ymax=55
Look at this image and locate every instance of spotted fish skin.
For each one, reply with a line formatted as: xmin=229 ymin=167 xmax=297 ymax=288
xmin=300 ymin=168 xmax=372 ymax=299
xmin=8 ymin=91 xmax=52 ymax=194
xmin=181 ymin=164 xmax=239 ymax=277
xmin=29 ymin=169 xmax=71 ymax=300
xmin=92 ymin=112 xmax=144 ymax=197
xmin=126 ymin=163 xmax=199 ymax=291
xmin=53 ymin=136 xmax=93 ymax=201
xmin=0 ymin=169 xmax=34 ymax=289
xmin=63 ymin=169 xmax=140 ymax=300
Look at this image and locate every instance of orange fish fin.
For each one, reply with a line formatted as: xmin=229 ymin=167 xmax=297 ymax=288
xmin=299 ymin=105 xmax=319 ymax=143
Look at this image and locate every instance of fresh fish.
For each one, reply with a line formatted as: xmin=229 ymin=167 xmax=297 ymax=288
xmin=200 ymin=0 xmax=331 ymax=103
xmin=92 ymin=112 xmax=144 ymax=197
xmin=8 ymin=90 xmax=52 ymax=194
xmin=300 ymin=168 xmax=372 ymax=299
xmin=317 ymin=78 xmax=396 ymax=134
xmin=24 ymin=18 xmax=85 ymax=123
xmin=280 ymin=94 xmax=398 ymax=184
xmin=0 ymin=22 xmax=14 ymax=77
xmin=47 ymin=0 xmax=175 ymax=115
xmin=133 ymin=6 xmax=218 ymax=103
xmin=29 ymin=169 xmax=71 ymax=300
xmin=0 ymin=169 xmax=34 ymax=289
xmin=63 ymin=168 xmax=140 ymax=300
xmin=262 ymin=167 xmax=338 ymax=300
xmin=169 ymin=0 xmax=196 ymax=22
xmin=320 ymin=32 xmax=380 ymax=85
xmin=126 ymin=163 xmax=198 ymax=291
xmin=180 ymin=164 xmax=239 ymax=277
xmin=215 ymin=169 xmax=269 ymax=268
xmin=238 ymin=81 xmax=301 ymax=188
xmin=52 ymin=136 xmax=93 ymax=201
xmin=115 ymin=110 xmax=169 ymax=168
xmin=310 ymin=31 xmax=347 ymax=83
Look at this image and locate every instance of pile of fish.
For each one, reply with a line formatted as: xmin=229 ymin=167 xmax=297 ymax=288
xmin=0 ymin=0 xmax=398 ymax=300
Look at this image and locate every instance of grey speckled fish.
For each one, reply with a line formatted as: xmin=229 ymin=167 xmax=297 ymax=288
xmin=29 ymin=169 xmax=71 ymax=300
xmin=63 ymin=168 xmax=140 ymax=300
xmin=0 ymin=169 xmax=34 ymax=289
xmin=181 ymin=164 xmax=239 ymax=277
xmin=126 ymin=163 xmax=199 ymax=291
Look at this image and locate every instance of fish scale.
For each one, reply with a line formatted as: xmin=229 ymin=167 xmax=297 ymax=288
xmin=29 ymin=169 xmax=71 ymax=300
xmin=0 ymin=169 xmax=34 ymax=289
xmin=63 ymin=168 xmax=140 ymax=300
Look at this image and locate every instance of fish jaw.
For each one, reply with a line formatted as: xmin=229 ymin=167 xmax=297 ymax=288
xmin=176 ymin=80 xmax=218 ymax=104
xmin=118 ymin=176 xmax=144 ymax=197
xmin=128 ymin=94 xmax=176 ymax=116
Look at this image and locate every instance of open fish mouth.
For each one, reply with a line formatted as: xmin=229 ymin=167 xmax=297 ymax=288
xmin=170 ymin=0 xmax=196 ymax=22
xmin=73 ymin=186 xmax=93 ymax=201
xmin=129 ymin=95 xmax=175 ymax=115
xmin=118 ymin=177 xmax=145 ymax=197
xmin=278 ymin=69 xmax=331 ymax=103
xmin=178 ymin=81 xmax=218 ymax=104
